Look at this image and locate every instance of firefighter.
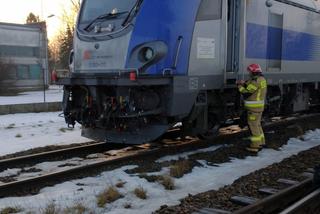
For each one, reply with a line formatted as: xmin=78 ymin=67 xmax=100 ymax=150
xmin=237 ymin=64 xmax=267 ymax=152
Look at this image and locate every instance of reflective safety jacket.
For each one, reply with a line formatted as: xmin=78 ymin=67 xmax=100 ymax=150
xmin=238 ymin=76 xmax=267 ymax=112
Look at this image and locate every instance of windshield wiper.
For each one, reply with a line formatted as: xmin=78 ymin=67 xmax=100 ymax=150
xmin=84 ymin=11 xmax=129 ymax=32
xmin=122 ymin=0 xmax=143 ymax=27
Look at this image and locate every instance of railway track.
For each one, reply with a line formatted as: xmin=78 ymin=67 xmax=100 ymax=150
xmin=194 ymin=172 xmax=320 ymax=214
xmin=0 ymin=137 xmax=199 ymax=198
xmin=0 ymin=142 xmax=126 ymax=172
xmin=0 ymin=113 xmax=319 ymax=199
xmin=0 ymin=128 xmax=183 ymax=172
xmin=233 ymin=173 xmax=320 ymax=214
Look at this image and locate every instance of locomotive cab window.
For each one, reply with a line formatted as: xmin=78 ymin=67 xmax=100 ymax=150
xmin=197 ymin=0 xmax=222 ymax=21
xmin=80 ymin=0 xmax=138 ymax=23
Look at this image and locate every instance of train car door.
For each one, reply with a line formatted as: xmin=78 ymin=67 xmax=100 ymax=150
xmin=226 ymin=0 xmax=241 ymax=73
xmin=188 ymin=0 xmax=227 ymax=80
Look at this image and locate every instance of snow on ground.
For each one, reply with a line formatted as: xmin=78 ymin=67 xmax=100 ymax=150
xmin=0 ymin=112 xmax=89 ymax=156
xmin=1 ymin=130 xmax=320 ymax=213
xmin=0 ymin=85 xmax=63 ymax=105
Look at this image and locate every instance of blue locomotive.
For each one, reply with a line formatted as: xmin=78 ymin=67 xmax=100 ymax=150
xmin=60 ymin=0 xmax=320 ymax=144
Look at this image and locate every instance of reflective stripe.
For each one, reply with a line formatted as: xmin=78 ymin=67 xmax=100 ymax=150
xmin=247 ymin=147 xmax=260 ymax=152
xmin=260 ymin=80 xmax=267 ymax=89
xmin=257 ymin=89 xmax=261 ymax=101
xmin=248 ymin=114 xmax=256 ymax=121
xmin=239 ymin=86 xmax=247 ymax=93
xmin=246 ymin=84 xmax=258 ymax=93
xmin=257 ymin=80 xmax=267 ymax=101
xmin=250 ymin=134 xmax=264 ymax=143
xmin=245 ymin=100 xmax=265 ymax=108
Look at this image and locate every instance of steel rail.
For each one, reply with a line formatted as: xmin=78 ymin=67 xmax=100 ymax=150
xmin=233 ymin=178 xmax=317 ymax=214
xmin=279 ymin=187 xmax=320 ymax=214
xmin=0 ymin=129 xmax=183 ymax=172
xmin=0 ymin=142 xmax=126 ymax=172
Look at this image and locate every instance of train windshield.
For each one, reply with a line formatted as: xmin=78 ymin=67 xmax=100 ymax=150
xmin=80 ymin=0 xmax=139 ymax=23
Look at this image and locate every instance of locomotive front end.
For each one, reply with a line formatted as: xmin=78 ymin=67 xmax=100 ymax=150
xmin=60 ymin=0 xmax=202 ymax=144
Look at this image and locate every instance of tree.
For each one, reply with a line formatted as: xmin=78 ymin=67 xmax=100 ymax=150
xmin=48 ymin=0 xmax=81 ymax=69
xmin=26 ymin=12 xmax=40 ymax=24
xmin=58 ymin=26 xmax=74 ymax=69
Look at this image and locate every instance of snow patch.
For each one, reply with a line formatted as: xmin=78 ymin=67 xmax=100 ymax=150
xmin=0 ymin=112 xmax=90 ymax=156
xmin=0 ymin=86 xmax=63 ymax=105
xmin=0 ymin=168 xmax=21 ymax=177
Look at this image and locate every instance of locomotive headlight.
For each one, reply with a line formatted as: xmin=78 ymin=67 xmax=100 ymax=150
xmin=128 ymin=41 xmax=167 ymax=71
xmin=139 ymin=47 xmax=154 ymax=62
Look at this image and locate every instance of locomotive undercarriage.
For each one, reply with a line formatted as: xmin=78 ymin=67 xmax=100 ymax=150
xmin=260 ymin=83 xmax=320 ymax=116
xmin=181 ymin=82 xmax=320 ymax=139
xmin=61 ymin=78 xmax=320 ymax=144
xmin=63 ymin=85 xmax=169 ymax=144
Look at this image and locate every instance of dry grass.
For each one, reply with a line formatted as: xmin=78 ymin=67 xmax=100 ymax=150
xmin=59 ymin=128 xmax=68 ymax=133
xmin=96 ymin=186 xmax=122 ymax=207
xmin=138 ymin=173 xmax=161 ymax=182
xmin=159 ymin=175 xmax=175 ymax=190
xmin=0 ymin=206 xmax=23 ymax=214
xmin=15 ymin=134 xmax=22 ymax=138
xmin=41 ymin=202 xmax=61 ymax=214
xmin=63 ymin=203 xmax=88 ymax=214
xmin=5 ymin=124 xmax=15 ymax=129
xmin=115 ymin=181 xmax=126 ymax=188
xmin=133 ymin=186 xmax=147 ymax=199
xmin=169 ymin=159 xmax=192 ymax=178
xmin=123 ymin=203 xmax=132 ymax=209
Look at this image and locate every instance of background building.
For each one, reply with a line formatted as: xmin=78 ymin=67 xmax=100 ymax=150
xmin=0 ymin=22 xmax=48 ymax=92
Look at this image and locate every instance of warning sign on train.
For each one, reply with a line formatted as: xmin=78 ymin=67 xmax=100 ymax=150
xmin=197 ymin=38 xmax=215 ymax=59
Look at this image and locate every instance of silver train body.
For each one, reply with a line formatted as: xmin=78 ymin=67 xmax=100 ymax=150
xmin=60 ymin=0 xmax=320 ymax=144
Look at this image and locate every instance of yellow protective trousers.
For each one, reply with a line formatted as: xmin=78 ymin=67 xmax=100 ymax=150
xmin=247 ymin=110 xmax=265 ymax=148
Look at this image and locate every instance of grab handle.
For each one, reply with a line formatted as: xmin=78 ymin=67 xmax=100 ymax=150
xmin=173 ymin=36 xmax=183 ymax=69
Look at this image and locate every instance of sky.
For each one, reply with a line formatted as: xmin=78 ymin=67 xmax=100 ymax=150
xmin=0 ymin=0 xmax=73 ymax=40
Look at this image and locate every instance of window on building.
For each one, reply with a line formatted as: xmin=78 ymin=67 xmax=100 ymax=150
xmin=17 ymin=65 xmax=29 ymax=79
xmin=29 ymin=64 xmax=42 ymax=79
xmin=0 ymin=45 xmax=40 ymax=58
xmin=197 ymin=0 xmax=222 ymax=21
xmin=6 ymin=65 xmax=17 ymax=80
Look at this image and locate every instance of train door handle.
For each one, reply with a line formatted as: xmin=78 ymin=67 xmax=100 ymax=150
xmin=173 ymin=36 xmax=183 ymax=69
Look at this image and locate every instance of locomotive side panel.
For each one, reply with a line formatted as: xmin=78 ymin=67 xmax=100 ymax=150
xmin=240 ymin=0 xmax=320 ymax=84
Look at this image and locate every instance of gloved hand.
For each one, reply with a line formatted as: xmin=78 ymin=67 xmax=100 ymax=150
xmin=236 ymin=80 xmax=245 ymax=85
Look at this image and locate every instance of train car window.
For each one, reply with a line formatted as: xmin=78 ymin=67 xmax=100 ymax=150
xmin=197 ymin=0 xmax=222 ymax=21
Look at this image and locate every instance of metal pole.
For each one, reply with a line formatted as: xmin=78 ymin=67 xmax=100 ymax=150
xmin=44 ymin=22 xmax=49 ymax=103
xmin=40 ymin=0 xmax=46 ymax=102
xmin=40 ymin=23 xmax=46 ymax=103
xmin=43 ymin=67 xmax=46 ymax=102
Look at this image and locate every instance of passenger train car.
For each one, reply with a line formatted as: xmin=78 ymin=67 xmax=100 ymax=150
xmin=59 ymin=0 xmax=320 ymax=144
